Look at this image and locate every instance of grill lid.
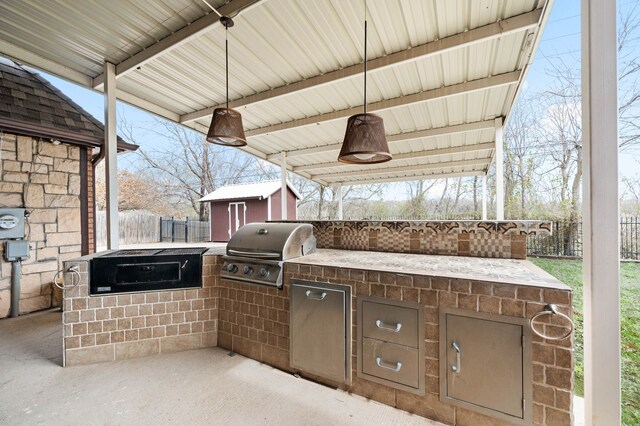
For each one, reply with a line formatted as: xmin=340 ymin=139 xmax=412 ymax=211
xmin=226 ymin=222 xmax=315 ymax=260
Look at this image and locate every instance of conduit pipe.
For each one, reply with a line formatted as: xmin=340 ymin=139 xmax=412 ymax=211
xmin=10 ymin=259 xmax=21 ymax=318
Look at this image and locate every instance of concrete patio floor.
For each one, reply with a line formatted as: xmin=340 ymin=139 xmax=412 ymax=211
xmin=0 ymin=309 xmax=440 ymax=425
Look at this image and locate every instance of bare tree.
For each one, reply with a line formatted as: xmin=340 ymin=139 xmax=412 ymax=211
xmin=292 ymin=175 xmax=384 ymax=220
xmin=123 ymin=119 xmax=267 ymax=220
xmin=402 ymin=180 xmax=439 ymax=218
xmin=504 ymin=97 xmax=543 ymax=219
xmin=618 ymin=3 xmax=640 ymax=150
xmin=621 ymin=161 xmax=640 ymax=214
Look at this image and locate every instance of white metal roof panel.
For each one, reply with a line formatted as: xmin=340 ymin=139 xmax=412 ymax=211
xmin=0 ymin=0 xmax=553 ymax=185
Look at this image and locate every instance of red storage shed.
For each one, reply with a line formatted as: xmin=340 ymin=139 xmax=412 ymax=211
xmin=199 ymin=181 xmax=301 ymax=242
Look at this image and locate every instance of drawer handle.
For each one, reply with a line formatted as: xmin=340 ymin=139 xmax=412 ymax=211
xmin=451 ymin=341 xmax=461 ymax=373
xmin=375 ymin=357 xmax=402 ymax=372
xmin=305 ymin=290 xmax=327 ymax=301
xmin=375 ymin=319 xmax=402 ymax=333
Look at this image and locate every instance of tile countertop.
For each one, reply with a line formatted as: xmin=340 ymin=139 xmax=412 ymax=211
xmin=204 ymin=246 xmax=227 ymax=256
xmin=286 ymin=249 xmax=570 ymax=291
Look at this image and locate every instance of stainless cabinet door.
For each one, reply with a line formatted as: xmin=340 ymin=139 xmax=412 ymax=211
xmin=290 ymin=283 xmax=346 ymax=383
xmin=445 ymin=314 xmax=524 ymax=418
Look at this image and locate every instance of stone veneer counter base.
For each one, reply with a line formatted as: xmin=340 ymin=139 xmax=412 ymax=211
xmin=63 ymin=247 xmax=573 ymax=425
xmin=287 ymin=249 xmax=568 ymax=290
xmin=217 ymin=250 xmax=574 ymax=426
xmin=62 ymin=251 xmax=220 ymax=367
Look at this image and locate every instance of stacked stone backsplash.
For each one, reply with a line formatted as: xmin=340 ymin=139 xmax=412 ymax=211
xmin=275 ymin=220 xmax=552 ymax=259
xmin=0 ymin=132 xmax=88 ymax=318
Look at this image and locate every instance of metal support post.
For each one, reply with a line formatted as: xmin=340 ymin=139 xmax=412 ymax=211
xmin=582 ymin=0 xmax=620 ymax=423
xmin=104 ymin=62 xmax=119 ymax=249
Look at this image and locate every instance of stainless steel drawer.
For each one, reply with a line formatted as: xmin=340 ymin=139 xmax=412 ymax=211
xmin=362 ymin=300 xmax=420 ymax=348
xmin=362 ymin=338 xmax=420 ymax=389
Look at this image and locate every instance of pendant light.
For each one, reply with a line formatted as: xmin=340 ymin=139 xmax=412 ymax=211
xmin=206 ymin=16 xmax=247 ymax=147
xmin=338 ymin=1 xmax=391 ymax=164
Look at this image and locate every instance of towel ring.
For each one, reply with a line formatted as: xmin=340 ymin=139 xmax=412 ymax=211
xmin=529 ymin=304 xmax=574 ymax=341
xmin=53 ymin=266 xmax=81 ymax=290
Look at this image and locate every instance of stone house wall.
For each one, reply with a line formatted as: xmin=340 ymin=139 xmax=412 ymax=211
xmin=0 ymin=132 xmax=91 ymax=318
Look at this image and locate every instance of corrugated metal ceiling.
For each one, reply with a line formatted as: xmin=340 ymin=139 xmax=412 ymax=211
xmin=0 ymin=0 xmax=552 ymax=186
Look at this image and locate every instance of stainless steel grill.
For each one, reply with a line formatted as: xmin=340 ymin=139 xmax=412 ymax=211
xmin=221 ymin=222 xmax=316 ymax=288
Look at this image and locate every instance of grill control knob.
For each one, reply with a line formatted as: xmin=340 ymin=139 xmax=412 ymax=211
xmin=259 ymin=268 xmax=269 ymax=278
xmin=243 ymin=266 xmax=253 ymax=275
xmin=227 ymin=264 xmax=238 ymax=274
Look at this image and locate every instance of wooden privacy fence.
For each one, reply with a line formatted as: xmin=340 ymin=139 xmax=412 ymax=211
xmin=527 ymin=216 xmax=640 ymax=260
xmin=96 ymin=212 xmax=210 ymax=246
xmin=96 ymin=211 xmax=161 ymax=247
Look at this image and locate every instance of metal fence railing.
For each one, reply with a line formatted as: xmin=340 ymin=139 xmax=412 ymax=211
xmin=97 ymin=212 xmax=211 ymax=247
xmin=527 ymin=217 xmax=640 ymax=260
xmin=160 ymin=217 xmax=210 ymax=243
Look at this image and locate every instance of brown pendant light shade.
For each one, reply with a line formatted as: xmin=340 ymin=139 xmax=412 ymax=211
xmin=338 ymin=7 xmax=391 ymax=164
xmin=338 ymin=113 xmax=391 ymax=164
xmin=206 ymin=16 xmax=246 ymax=147
xmin=206 ymin=107 xmax=246 ymax=146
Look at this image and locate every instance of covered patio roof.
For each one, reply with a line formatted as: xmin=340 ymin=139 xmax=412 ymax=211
xmin=0 ymin=2 xmax=623 ymax=425
xmin=0 ymin=0 xmax=550 ymax=186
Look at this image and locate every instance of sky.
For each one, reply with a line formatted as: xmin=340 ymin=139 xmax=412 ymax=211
xmin=29 ymin=0 xmax=640 ymax=199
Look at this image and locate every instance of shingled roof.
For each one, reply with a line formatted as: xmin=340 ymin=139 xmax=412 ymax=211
xmin=0 ymin=57 xmax=137 ymax=152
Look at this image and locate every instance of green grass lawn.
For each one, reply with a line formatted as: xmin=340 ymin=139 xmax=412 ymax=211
xmin=530 ymin=258 xmax=640 ymax=425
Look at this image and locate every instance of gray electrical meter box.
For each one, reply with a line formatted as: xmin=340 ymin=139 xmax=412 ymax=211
xmin=0 ymin=208 xmax=26 ymax=239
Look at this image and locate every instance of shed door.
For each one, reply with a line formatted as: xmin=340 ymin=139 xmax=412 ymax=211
xmin=445 ymin=314 xmax=524 ymax=418
xmin=228 ymin=202 xmax=246 ymax=237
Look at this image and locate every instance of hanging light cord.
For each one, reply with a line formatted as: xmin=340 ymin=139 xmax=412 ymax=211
xmin=363 ymin=1 xmax=368 ymax=115
xmin=225 ymin=24 xmax=229 ymax=109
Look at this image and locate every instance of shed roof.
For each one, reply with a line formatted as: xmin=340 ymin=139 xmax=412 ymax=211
xmin=199 ymin=181 xmax=301 ymax=203
xmin=0 ymin=58 xmax=137 ymax=152
xmin=0 ymin=0 xmax=552 ymax=184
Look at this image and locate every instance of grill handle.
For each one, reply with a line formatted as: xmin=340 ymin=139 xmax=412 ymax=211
xmin=227 ymin=249 xmax=280 ymax=259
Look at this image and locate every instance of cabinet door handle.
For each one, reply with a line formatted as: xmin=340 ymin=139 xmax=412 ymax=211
xmin=375 ymin=319 xmax=402 ymax=333
xmin=451 ymin=341 xmax=461 ymax=373
xmin=305 ymin=290 xmax=326 ymax=301
xmin=375 ymin=357 xmax=402 ymax=372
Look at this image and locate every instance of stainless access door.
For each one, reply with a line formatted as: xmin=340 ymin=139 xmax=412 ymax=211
xmin=444 ymin=313 xmax=525 ymax=419
xmin=290 ymin=281 xmax=350 ymax=384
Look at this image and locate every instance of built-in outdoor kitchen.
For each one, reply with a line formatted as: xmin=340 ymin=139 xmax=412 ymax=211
xmin=0 ymin=0 xmax=629 ymax=422
xmin=62 ymin=219 xmax=574 ymax=426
